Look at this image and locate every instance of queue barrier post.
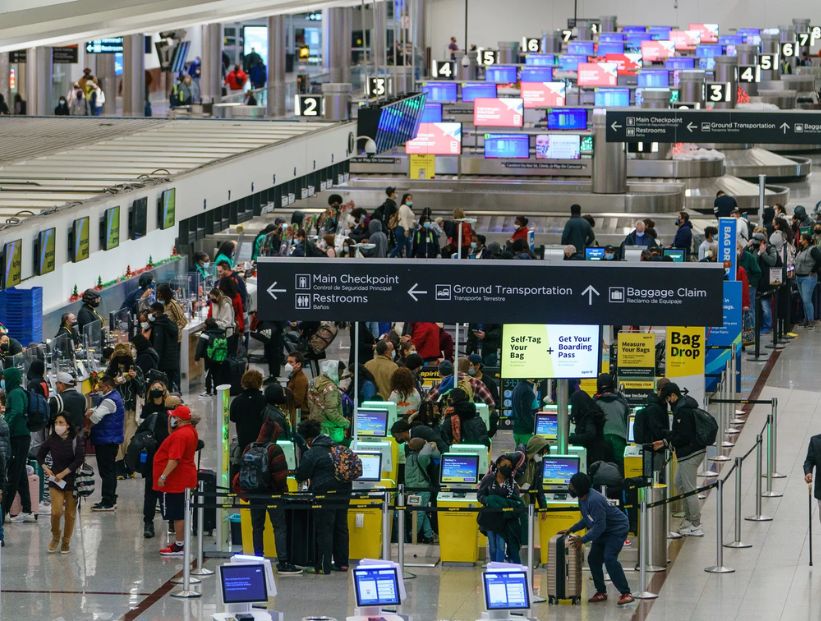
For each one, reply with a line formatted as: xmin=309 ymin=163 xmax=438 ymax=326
xmin=633 ymin=486 xmax=658 ymax=599
xmin=666 ymin=455 xmax=683 ymax=540
xmin=723 ymin=361 xmax=739 ymax=442
xmin=191 ymin=480 xmax=215 ymax=576
xmin=171 ymin=488 xmax=202 ymax=598
xmin=526 ymin=503 xmax=546 ymax=603
xmin=746 ymin=433 xmax=773 ymax=522
xmin=771 ymin=398 xmax=786 ymax=479
xmin=396 ymin=485 xmax=415 ymax=579
xmin=647 ymin=480 xmax=667 ymax=572
xmin=382 ymin=491 xmax=391 ymax=561
xmin=724 ymin=457 xmax=752 ymax=549
xmin=762 ymin=413 xmax=783 ymax=498
xmin=704 ymin=478 xmax=734 ymax=574
xmin=730 ymin=350 xmax=746 ymax=423
xmin=710 ymin=374 xmax=731 ymax=463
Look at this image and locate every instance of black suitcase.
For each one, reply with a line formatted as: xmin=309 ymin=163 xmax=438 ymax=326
xmin=228 ymin=356 xmax=247 ymax=396
xmin=285 ymin=501 xmax=316 ymax=568
xmin=192 ymin=469 xmax=217 ymax=535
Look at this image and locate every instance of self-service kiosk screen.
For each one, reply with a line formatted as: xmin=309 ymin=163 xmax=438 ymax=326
xmin=542 ymin=456 xmax=580 ymax=489
xmin=585 ymin=246 xmax=606 ymax=261
xmin=355 ymin=409 xmax=388 ymax=437
xmin=353 ymin=567 xmax=401 ymax=607
xmin=355 ymin=451 xmax=383 ymax=482
xmin=440 ymin=454 xmax=480 ymax=485
xmin=534 ymin=412 xmax=558 ymax=438
xmin=484 ymin=571 xmax=530 ymax=610
xmin=664 ymin=248 xmax=687 ymax=262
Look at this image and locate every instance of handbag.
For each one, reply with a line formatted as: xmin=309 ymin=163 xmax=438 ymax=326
xmin=74 ymin=462 xmax=96 ymax=499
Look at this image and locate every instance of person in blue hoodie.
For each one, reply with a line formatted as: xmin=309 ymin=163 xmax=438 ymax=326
xmin=562 ymin=472 xmax=634 ymax=606
xmin=85 ymin=374 xmax=125 ymax=511
xmin=672 ymin=212 xmax=693 ymax=252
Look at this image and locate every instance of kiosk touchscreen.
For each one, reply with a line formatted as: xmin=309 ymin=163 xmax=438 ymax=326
xmin=585 ymin=246 xmax=606 ymax=261
xmin=350 ymin=441 xmax=393 ymax=481
xmin=355 ymin=408 xmax=390 ymax=438
xmin=439 ymin=453 xmax=480 ymax=497
xmin=353 ymin=451 xmax=383 ymax=489
xmin=483 ymin=570 xmax=531 ymax=618
xmin=627 ymin=414 xmax=636 ymax=444
xmin=353 ymin=565 xmax=401 ymax=614
xmin=218 ymin=562 xmax=270 ymax=616
xmin=276 ymin=440 xmax=297 ymax=471
xmin=542 ymin=455 xmax=580 ymax=498
xmin=449 ymin=444 xmax=489 ymax=479
xmin=623 ymin=246 xmax=644 ymax=262
xmin=534 ymin=412 xmax=558 ymax=439
xmin=663 ymin=248 xmax=687 ymax=262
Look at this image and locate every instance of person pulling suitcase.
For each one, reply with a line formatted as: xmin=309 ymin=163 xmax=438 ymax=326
xmin=560 ymin=472 xmax=635 ymax=606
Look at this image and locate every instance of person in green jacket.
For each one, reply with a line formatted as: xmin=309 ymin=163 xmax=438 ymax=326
xmin=1 ymin=366 xmax=36 ymax=523
xmin=404 ymin=437 xmax=438 ymax=543
xmin=307 ymin=360 xmax=350 ymax=442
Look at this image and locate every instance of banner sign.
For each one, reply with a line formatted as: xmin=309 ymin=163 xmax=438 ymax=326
xmin=501 ymin=324 xmax=600 ymax=379
xmin=616 ymin=332 xmax=657 ymax=405
xmin=717 ymin=217 xmax=738 ymax=279
xmin=665 ymin=326 xmax=706 ymax=407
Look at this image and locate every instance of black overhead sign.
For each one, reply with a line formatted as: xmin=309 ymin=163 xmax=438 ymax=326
xmin=257 ymin=259 xmax=724 ymax=326
xmin=606 ymin=109 xmax=821 ymax=144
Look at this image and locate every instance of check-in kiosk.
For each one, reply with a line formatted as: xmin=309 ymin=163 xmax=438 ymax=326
xmin=476 ymin=402 xmax=491 ymax=432
xmin=624 ymin=413 xmax=644 ymax=479
xmin=538 ymin=455 xmax=582 ymax=564
xmin=212 ymin=558 xmax=280 ymax=621
xmin=449 ymin=443 xmax=490 ymax=476
xmin=353 ymin=403 xmax=400 ymax=476
xmin=348 ymin=449 xmax=394 ymax=559
xmin=534 ymin=411 xmax=558 ymax=440
xmin=346 ymin=563 xmax=407 ymax=621
xmin=438 ymin=452 xmax=483 ymax=564
xmin=479 ymin=567 xmax=534 ymax=621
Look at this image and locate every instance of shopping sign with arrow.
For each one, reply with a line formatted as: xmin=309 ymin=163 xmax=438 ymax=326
xmin=257 ymin=258 xmax=723 ymax=325
xmin=605 ymin=109 xmax=821 ymax=144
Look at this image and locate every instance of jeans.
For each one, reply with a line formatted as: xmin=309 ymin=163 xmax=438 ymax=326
xmin=760 ymin=293 xmax=773 ymax=331
xmin=487 ymin=530 xmax=521 ymax=564
xmin=389 ymin=226 xmax=406 ymax=258
xmin=588 ymin=531 xmax=631 ymax=595
xmin=416 ymin=491 xmax=435 ymax=539
xmin=314 ymin=499 xmax=349 ymax=572
xmin=250 ymin=504 xmax=289 ymax=562
xmin=797 ymin=274 xmax=818 ymax=323
xmin=675 ymin=451 xmax=705 ymax=527
xmin=95 ymin=443 xmax=119 ymax=505
xmin=50 ymin=487 xmax=77 ymax=544
xmin=3 ymin=435 xmax=32 ymax=517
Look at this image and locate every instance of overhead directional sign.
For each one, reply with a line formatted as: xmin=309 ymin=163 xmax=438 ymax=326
xmin=606 ymin=109 xmax=821 ymax=144
xmin=85 ymin=37 xmax=124 ymax=54
xmin=257 ymin=258 xmax=724 ymax=326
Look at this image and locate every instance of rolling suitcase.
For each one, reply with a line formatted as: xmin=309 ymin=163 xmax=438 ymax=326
xmin=192 ymin=469 xmax=217 ymax=535
xmin=11 ymin=472 xmax=41 ymax=517
xmin=285 ymin=498 xmax=317 ymax=568
xmin=547 ymin=534 xmax=582 ymax=605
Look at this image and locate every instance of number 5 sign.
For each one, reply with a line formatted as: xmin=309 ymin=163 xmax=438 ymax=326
xmin=477 ymin=48 xmax=498 ymax=66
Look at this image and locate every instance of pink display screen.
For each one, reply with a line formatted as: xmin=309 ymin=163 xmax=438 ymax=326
xmin=473 ymin=98 xmax=524 ymax=127
xmin=577 ymin=62 xmax=618 ymax=87
xmin=404 ymin=122 xmax=463 ymax=155
xmin=670 ymin=29 xmax=701 ymax=50
xmin=640 ymin=40 xmax=675 ymax=62
xmin=688 ymin=23 xmax=719 ymax=43
xmin=520 ymin=82 xmax=566 ymax=108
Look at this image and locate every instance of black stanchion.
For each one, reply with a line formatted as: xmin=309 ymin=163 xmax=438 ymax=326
xmin=766 ymin=290 xmax=784 ymax=351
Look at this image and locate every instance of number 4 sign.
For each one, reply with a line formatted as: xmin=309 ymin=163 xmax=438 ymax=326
xmin=431 ymin=60 xmax=456 ymax=78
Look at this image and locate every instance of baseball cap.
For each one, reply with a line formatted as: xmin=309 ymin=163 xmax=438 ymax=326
xmin=752 ymin=232 xmax=767 ymax=242
xmin=169 ymin=405 xmax=192 ymax=421
xmin=731 ymin=206 xmax=741 ymax=214
xmin=438 ymin=360 xmax=454 ymax=377
xmin=55 ymin=372 xmax=76 ymax=386
xmin=468 ymin=353 xmax=483 ymax=364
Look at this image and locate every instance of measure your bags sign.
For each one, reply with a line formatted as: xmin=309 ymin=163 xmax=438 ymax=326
xmin=501 ymin=324 xmax=600 ymax=379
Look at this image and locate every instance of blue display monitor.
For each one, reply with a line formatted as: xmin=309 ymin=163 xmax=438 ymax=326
xmin=485 ymin=65 xmax=518 ymax=83
xmin=547 ymin=107 xmax=588 ymax=130
xmin=421 ymin=102 xmax=443 ymax=122
xmin=696 ymin=44 xmax=723 ymax=57
xmin=628 ymin=414 xmax=636 ymax=443
xmin=648 ymin=26 xmax=672 ymax=40
xmin=594 ymin=87 xmax=630 ymax=107
xmin=622 ymin=25 xmax=647 ymax=33
xmin=355 ymin=451 xmax=383 ymax=482
xmin=484 ymin=571 xmax=531 ymax=611
xmin=638 ymin=69 xmax=669 ymax=88
xmin=461 ymin=82 xmax=498 ymax=101
xmin=421 ymin=81 xmax=458 ymax=103
xmin=439 ymin=453 xmax=480 ymax=486
xmin=698 ymin=57 xmax=716 ymax=71
xmin=353 ymin=566 xmax=401 ymax=608
xmin=558 ymin=54 xmax=587 ymax=70
xmin=719 ymin=34 xmax=743 ymax=46
xmin=219 ymin=563 xmax=268 ymax=605
xmin=355 ymin=408 xmax=389 ymax=437
xmin=542 ymin=455 xmax=581 ymax=491
xmin=663 ymin=248 xmax=687 ymax=262
xmin=525 ymin=53 xmax=556 ymax=66
xmin=585 ymin=246 xmax=606 ymax=261
xmin=625 ymin=33 xmax=652 ymax=47
xmin=484 ymin=133 xmax=530 ymax=159
xmin=597 ymin=41 xmax=625 ymax=55
xmin=534 ymin=411 xmax=558 ymax=438
xmin=519 ymin=66 xmax=553 ymax=82
xmin=598 ymin=32 xmax=625 ymax=42
xmin=568 ymin=40 xmax=595 ymax=56
xmin=665 ymin=57 xmax=695 ymax=70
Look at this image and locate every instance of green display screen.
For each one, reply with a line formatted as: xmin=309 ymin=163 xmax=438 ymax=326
xmin=72 ymin=216 xmax=90 ymax=262
xmin=580 ymin=134 xmax=594 ymax=154
xmin=159 ymin=188 xmax=176 ymax=230
xmin=3 ymin=238 xmax=22 ymax=288
xmin=103 ymin=206 xmax=120 ymax=250
xmin=37 ymin=227 xmax=56 ymax=275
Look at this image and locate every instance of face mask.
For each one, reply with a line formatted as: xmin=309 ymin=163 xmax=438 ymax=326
xmin=54 ymin=424 xmax=68 ymax=436
xmin=141 ymin=321 xmax=150 ymax=330
xmin=148 ymin=314 xmax=156 ymax=322
xmin=423 ymin=222 xmax=431 ymax=229
xmin=568 ymin=487 xmax=578 ymax=498
xmin=604 ymin=253 xmax=615 ymax=261
xmin=0 ymin=344 xmax=8 ymax=352
xmin=169 ymin=417 xmax=179 ymax=429
xmin=149 ymin=389 xmax=164 ymax=400
xmin=675 ymin=219 xmax=681 ymax=226
xmin=406 ymin=201 xmax=413 ymax=207
xmin=636 ymin=231 xmax=645 ymax=238
xmin=498 ymin=465 xmax=513 ymax=477
xmin=470 ymin=242 xmax=477 ymax=249
xmin=0 ymin=379 xmax=5 ymax=390
xmin=467 ymin=367 xmax=477 ymax=377
xmin=92 ymin=300 xmax=100 ymax=307
xmin=534 ymin=453 xmax=543 ymax=463
xmin=283 ymin=363 xmax=294 ymax=375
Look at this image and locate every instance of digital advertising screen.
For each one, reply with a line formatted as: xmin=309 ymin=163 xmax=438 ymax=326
xmin=485 ymin=65 xmax=518 ymax=83
xmin=519 ymin=66 xmax=553 ymax=83
xmin=483 ymin=134 xmax=529 ymax=159
xmin=525 ymin=53 xmax=555 ymax=66
xmin=159 ymin=188 xmax=176 ymax=230
xmin=484 ymin=571 xmax=530 ymax=611
xmin=567 ymin=40 xmax=595 ymax=56
xmin=606 ymin=53 xmax=642 ymax=74
xmin=558 ymin=54 xmax=587 ymax=71
xmin=72 ymin=216 xmax=90 ymax=262
xmin=421 ymin=81 xmax=458 ymax=103
xmin=421 ymin=102 xmax=443 ymax=122
xmin=439 ymin=454 xmax=480 ymax=485
xmin=534 ymin=412 xmax=558 ymax=437
xmin=689 ymin=23 xmax=719 ymax=43
xmin=130 ymin=197 xmax=148 ymax=239
xmin=103 ymin=205 xmax=120 ymax=250
xmin=638 ymin=69 xmax=670 ymax=88
xmin=649 ymin=26 xmax=672 ymax=40
xmin=353 ymin=567 xmax=401 ymax=608
xmin=594 ymin=87 xmax=630 ymax=107
xmin=597 ymin=41 xmax=625 ymax=55
xmin=542 ymin=456 xmax=581 ymax=488
xmin=665 ymin=57 xmax=695 ymax=70
xmin=242 ymin=25 xmax=269 ymax=67
xmin=2 ymin=238 xmax=22 ymax=288
xmin=547 ymin=107 xmax=587 ymax=130
xmin=501 ymin=324 xmax=600 ymax=379
xmin=355 ymin=451 xmax=382 ymax=481
xmin=670 ymin=29 xmax=701 ymax=50
xmin=461 ymin=82 xmax=497 ymax=102
xmin=640 ymin=39 xmax=674 ymax=62
xmin=354 ymin=409 xmax=389 ymax=437
xmin=473 ymin=98 xmax=523 ymax=127
xmin=404 ymin=122 xmax=462 ymax=155
xmin=36 ymin=227 xmax=56 ymax=276
xmin=520 ymin=81 xmax=566 ymax=108
xmin=534 ymin=134 xmax=581 ymax=160
xmin=577 ymin=62 xmax=618 ymax=86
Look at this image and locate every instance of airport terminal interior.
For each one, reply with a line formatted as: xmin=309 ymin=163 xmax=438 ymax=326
xmin=1 ymin=1 xmax=821 ymax=620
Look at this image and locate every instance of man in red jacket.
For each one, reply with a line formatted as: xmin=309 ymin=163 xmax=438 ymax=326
xmin=408 ymin=322 xmax=441 ymax=362
xmin=225 ymin=65 xmax=248 ymax=91
xmin=154 ymin=405 xmax=199 ymax=556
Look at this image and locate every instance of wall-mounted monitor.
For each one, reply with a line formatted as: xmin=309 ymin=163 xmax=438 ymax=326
xmin=519 ymin=67 xmax=553 ymax=83
xmin=594 ymin=87 xmax=630 ymax=107
xmin=638 ymin=69 xmax=669 ymax=88
xmin=567 ymin=40 xmax=595 ymax=56
xmin=640 ymin=40 xmax=674 ymax=62
xmin=597 ymin=41 xmax=625 ymax=55
xmin=737 ymin=28 xmax=761 ymax=45
xmin=70 ymin=216 xmax=90 ymax=262
xmin=158 ymin=188 xmax=176 ymax=230
xmin=404 ymin=122 xmax=462 ymax=155
xmin=577 ymin=62 xmax=618 ymax=86
xmin=622 ymin=26 xmax=647 ymax=33
xmin=129 ymin=197 xmax=148 ymax=240
xmin=421 ymin=102 xmax=443 ymax=122
xmin=520 ymin=82 xmax=566 ymax=108
xmin=648 ymin=26 xmax=672 ymax=40
xmin=696 ymin=43 xmax=723 ymax=58
xmin=689 ymin=23 xmax=719 ymax=43
xmin=625 ymin=32 xmax=652 ymax=48
xmin=421 ymin=81 xmax=458 ymax=103
xmin=665 ymin=57 xmax=695 ymax=70
xmin=558 ymin=54 xmax=587 ymax=71
xmin=484 ymin=64 xmax=518 ymax=83
xmin=670 ymin=29 xmax=701 ymax=51
xmin=535 ymin=134 xmax=581 ymax=159
xmin=101 ymin=205 xmax=121 ymax=250
xmin=719 ymin=35 xmax=743 ymax=46
xmin=483 ymin=133 xmax=529 ymax=159
xmin=547 ymin=107 xmax=587 ymax=130
xmin=2 ymin=238 xmax=22 ymax=288
xmin=599 ymin=33 xmax=625 ymax=42
xmin=473 ymin=98 xmax=523 ymax=127
xmin=34 ymin=227 xmax=56 ymax=276
xmin=524 ymin=53 xmax=555 ymax=66
xmin=461 ymin=82 xmax=497 ymax=102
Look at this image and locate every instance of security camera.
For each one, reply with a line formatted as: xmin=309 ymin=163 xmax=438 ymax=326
xmin=363 ymin=138 xmax=377 ymax=157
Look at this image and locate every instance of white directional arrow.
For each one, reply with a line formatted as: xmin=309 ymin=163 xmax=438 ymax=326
xmin=267 ymin=281 xmax=286 ymax=300
xmin=407 ymin=283 xmax=428 ymax=302
xmin=610 ymin=121 xmax=622 ymax=132
xmin=687 ymin=122 xmax=697 ymax=132
xmin=780 ymin=122 xmax=790 ymax=134
xmin=581 ymin=285 xmax=600 ymax=306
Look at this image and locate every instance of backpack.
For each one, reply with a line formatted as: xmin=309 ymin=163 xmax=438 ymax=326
xmin=692 ymin=407 xmax=718 ymax=447
xmin=74 ymin=459 xmax=96 ymax=499
xmin=125 ymin=413 xmax=160 ymax=474
xmin=207 ymin=336 xmax=228 ymax=363
xmin=387 ymin=210 xmax=399 ymax=231
xmin=24 ymin=387 xmax=48 ymax=432
xmin=329 ymin=444 xmax=363 ymax=483
xmin=308 ymin=322 xmax=338 ymax=355
xmin=238 ymin=443 xmax=273 ymax=492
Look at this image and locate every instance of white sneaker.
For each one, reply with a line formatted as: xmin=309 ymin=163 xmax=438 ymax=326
xmin=38 ymin=505 xmax=51 ymax=516
xmin=680 ymin=525 xmax=704 ymax=537
xmin=10 ymin=513 xmax=37 ymax=523
xmin=677 ymin=521 xmax=692 ymax=534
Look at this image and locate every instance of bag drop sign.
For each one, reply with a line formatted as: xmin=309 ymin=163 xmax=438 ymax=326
xmin=501 ymin=324 xmax=600 ymax=379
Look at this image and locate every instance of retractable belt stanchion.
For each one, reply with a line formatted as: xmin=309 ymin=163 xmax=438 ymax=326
xmin=633 ymin=487 xmax=658 ymax=599
xmin=746 ymin=433 xmax=773 ymax=522
xmin=172 ymin=487 xmax=202 ymax=586
xmin=762 ymin=413 xmax=783 ymax=498
xmin=723 ymin=361 xmax=739 ymax=442
xmin=770 ymin=398 xmax=786 ymax=479
xmin=191 ymin=480 xmax=214 ymax=576
xmin=710 ymin=374 xmax=731 ymax=463
xmin=396 ymin=485 xmax=415 ymax=579
xmin=171 ymin=488 xmax=202 ymax=598
xmin=648 ymin=474 xmax=666 ymax=572
xmin=766 ymin=291 xmax=784 ymax=351
xmin=748 ymin=293 xmax=767 ymax=361
xmin=382 ymin=491 xmax=391 ymax=560
xmin=724 ymin=457 xmax=752 ymax=549
xmin=666 ymin=455 xmax=683 ymax=540
xmin=730 ymin=351 xmax=746 ymax=424
xmin=705 ymin=477 xmax=734 ymax=574
xmin=527 ymin=503 xmax=546 ymax=603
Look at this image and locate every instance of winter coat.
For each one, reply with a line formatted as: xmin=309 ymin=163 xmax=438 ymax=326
xmin=307 ymin=375 xmax=349 ymax=440
xmin=568 ymin=390 xmax=614 ymax=467
xmin=594 ymin=391 xmax=630 ymax=441
xmin=295 ymin=435 xmax=351 ymax=494
xmin=230 ymin=388 xmax=268 ymax=452
xmin=667 ymin=394 xmax=704 ymax=460
xmin=440 ymin=401 xmax=489 ymax=447
xmin=150 ymin=315 xmax=180 ymax=372
xmin=367 ymin=220 xmax=389 ymax=258
xmin=511 ymin=380 xmax=537 ymax=435
xmin=633 ymin=393 xmax=670 ymax=447
xmin=90 ymin=389 xmax=125 ymax=445
xmin=560 ymin=216 xmax=595 ymax=254
xmin=3 ymin=367 xmax=29 ymax=438
xmin=672 ymin=221 xmax=693 ymax=250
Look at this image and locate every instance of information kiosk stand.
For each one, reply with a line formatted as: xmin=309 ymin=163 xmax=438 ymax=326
xmin=212 ymin=558 xmax=281 ymax=621
xmin=346 ymin=562 xmax=407 ymax=621
xmin=437 ymin=452 xmax=483 ymax=564
xmin=353 ymin=403 xmax=400 ymax=478
xmin=538 ymin=455 xmax=582 ymax=564
xmin=348 ymin=449 xmax=394 ymax=559
xmin=478 ymin=566 xmax=535 ymax=621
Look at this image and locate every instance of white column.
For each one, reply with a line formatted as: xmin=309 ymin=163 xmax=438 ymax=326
xmin=266 ymin=15 xmax=287 ymax=117
xmin=123 ymin=34 xmax=145 ymax=116
xmin=201 ymin=23 xmax=222 ymax=104
xmin=25 ymin=47 xmax=52 ymax=115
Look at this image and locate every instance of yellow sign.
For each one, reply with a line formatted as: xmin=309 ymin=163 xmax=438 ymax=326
xmin=409 ymin=153 xmax=436 ymax=179
xmin=665 ymin=326 xmax=704 ymax=377
xmin=502 ymin=324 xmax=599 ymax=379
xmin=617 ymin=333 xmax=655 ymax=368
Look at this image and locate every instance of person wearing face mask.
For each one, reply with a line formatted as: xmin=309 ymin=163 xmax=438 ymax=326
xmin=390 ymin=192 xmax=416 ymax=258
xmin=509 ymin=215 xmax=530 ymax=245
xmin=122 ymin=273 xmax=154 ymax=318
xmin=516 ymin=437 xmax=550 ymax=507
xmin=132 ymin=334 xmax=159 ymax=378
xmin=137 ymin=380 xmax=170 ymax=538
xmin=76 ymin=289 xmax=104 ymax=334
xmin=285 ymin=352 xmax=309 ymax=423
xmin=672 ymin=211 xmax=693 ymax=252
xmin=307 ymin=360 xmax=349 ymax=443
xmin=106 ymin=344 xmax=144 ymax=479
xmin=560 ymin=472 xmax=633 ymax=606
xmin=37 ymin=414 xmax=83 ymax=553
xmin=53 ymin=372 xmax=86 ymax=435
xmin=477 ymin=452 xmax=525 ymax=564
xmin=153 ymin=405 xmax=199 ymax=556
xmin=411 ymin=216 xmax=440 ymax=258
xmin=85 ymin=374 xmax=125 ymax=511
xmin=148 ymin=303 xmax=180 ymax=391
xmin=54 ymin=313 xmax=81 ymax=359
xmin=54 ymin=96 xmax=70 ymax=115
xmin=620 ymin=220 xmax=657 ymax=256
xmin=193 ymin=251 xmax=211 ymax=281
xmin=0 ymin=329 xmax=23 ymax=369
xmin=1 ymin=366 xmax=36 ymax=524
xmin=698 ymin=226 xmax=718 ymax=262
xmin=468 ymin=233 xmax=487 ymax=259
xmin=794 ymin=233 xmax=821 ymax=327
xmin=387 ymin=367 xmax=421 ymax=418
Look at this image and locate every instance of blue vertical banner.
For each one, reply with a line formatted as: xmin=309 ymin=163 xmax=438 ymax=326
xmin=705 ymin=281 xmax=742 ymax=391
xmin=718 ymin=217 xmax=737 ymax=280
